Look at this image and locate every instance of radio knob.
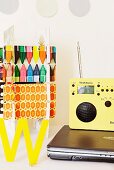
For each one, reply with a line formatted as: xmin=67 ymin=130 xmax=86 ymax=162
xmin=72 ymin=92 xmax=75 ymax=95
xmin=76 ymin=102 xmax=97 ymax=122
xmin=105 ymin=101 xmax=111 ymax=107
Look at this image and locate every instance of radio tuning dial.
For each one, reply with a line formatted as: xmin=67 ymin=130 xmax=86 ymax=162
xmin=76 ymin=102 xmax=97 ymax=122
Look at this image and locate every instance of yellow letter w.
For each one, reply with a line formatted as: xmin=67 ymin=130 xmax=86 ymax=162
xmin=0 ymin=118 xmax=49 ymax=165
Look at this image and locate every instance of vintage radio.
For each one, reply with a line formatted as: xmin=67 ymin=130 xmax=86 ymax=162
xmin=69 ymin=78 xmax=114 ymax=131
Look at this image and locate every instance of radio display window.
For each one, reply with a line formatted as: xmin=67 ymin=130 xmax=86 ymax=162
xmin=78 ymin=86 xmax=94 ymax=94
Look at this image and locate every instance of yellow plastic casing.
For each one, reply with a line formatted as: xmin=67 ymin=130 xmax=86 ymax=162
xmin=69 ymin=78 xmax=114 ymax=131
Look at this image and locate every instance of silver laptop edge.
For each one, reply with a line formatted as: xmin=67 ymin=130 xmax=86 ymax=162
xmin=47 ymin=147 xmax=114 ymax=161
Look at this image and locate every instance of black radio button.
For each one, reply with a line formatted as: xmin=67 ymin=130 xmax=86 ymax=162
xmin=101 ymin=89 xmax=104 ymax=92
xmin=72 ymin=92 xmax=75 ymax=95
xmin=97 ymin=93 xmax=100 ymax=96
xmin=97 ymin=84 xmax=100 ymax=87
xmin=105 ymin=101 xmax=111 ymax=107
xmin=72 ymin=84 xmax=75 ymax=87
xmin=106 ymin=89 xmax=109 ymax=92
xmin=111 ymin=89 xmax=113 ymax=92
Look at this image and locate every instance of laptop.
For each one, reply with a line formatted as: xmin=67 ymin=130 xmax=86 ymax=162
xmin=47 ymin=125 xmax=114 ymax=162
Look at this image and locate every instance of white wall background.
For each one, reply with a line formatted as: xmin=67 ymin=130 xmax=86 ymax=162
xmin=0 ymin=0 xmax=114 ymax=126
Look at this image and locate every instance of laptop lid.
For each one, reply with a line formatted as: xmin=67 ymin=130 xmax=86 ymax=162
xmin=47 ymin=125 xmax=114 ymax=153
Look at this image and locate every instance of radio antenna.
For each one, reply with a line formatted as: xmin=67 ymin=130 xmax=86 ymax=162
xmin=77 ymin=41 xmax=83 ymax=78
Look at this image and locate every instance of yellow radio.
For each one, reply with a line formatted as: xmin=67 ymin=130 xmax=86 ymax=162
xmin=69 ymin=78 xmax=114 ymax=131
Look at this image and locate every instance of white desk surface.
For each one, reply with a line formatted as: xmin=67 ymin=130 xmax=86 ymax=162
xmin=0 ymin=125 xmax=114 ymax=170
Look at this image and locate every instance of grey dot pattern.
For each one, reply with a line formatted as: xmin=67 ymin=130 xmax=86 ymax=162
xmin=0 ymin=0 xmax=19 ymax=14
xmin=69 ymin=0 xmax=90 ymax=17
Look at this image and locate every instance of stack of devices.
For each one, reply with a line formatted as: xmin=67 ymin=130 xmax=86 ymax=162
xmin=47 ymin=78 xmax=114 ymax=162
